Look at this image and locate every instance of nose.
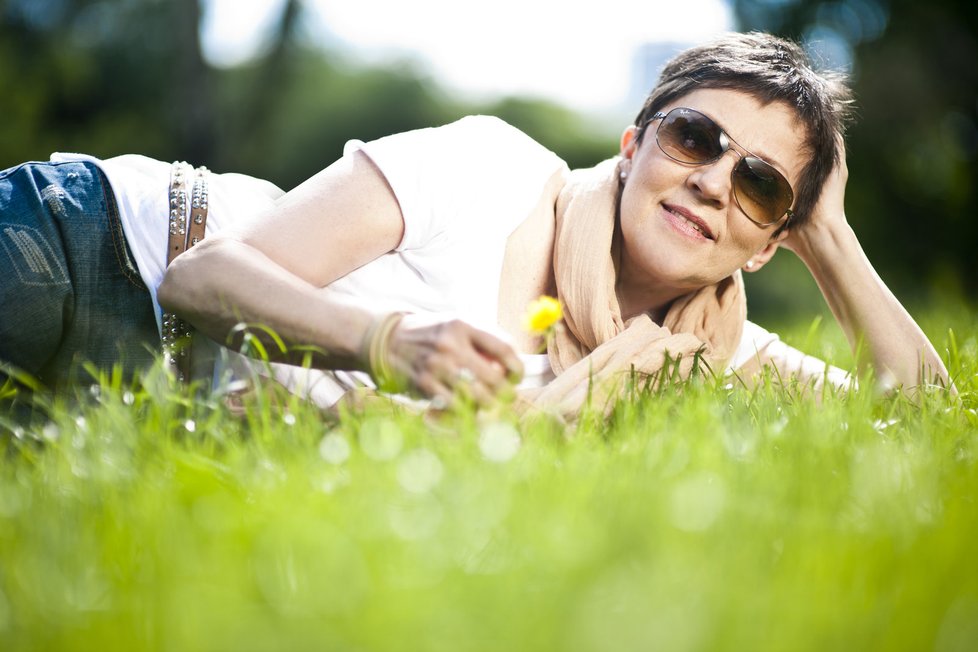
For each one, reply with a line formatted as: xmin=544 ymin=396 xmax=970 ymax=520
xmin=687 ymin=150 xmax=738 ymax=209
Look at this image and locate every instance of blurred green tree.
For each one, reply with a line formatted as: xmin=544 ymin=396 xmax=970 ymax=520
xmin=0 ymin=0 xmax=610 ymax=190
xmin=0 ymin=0 xmax=214 ymax=163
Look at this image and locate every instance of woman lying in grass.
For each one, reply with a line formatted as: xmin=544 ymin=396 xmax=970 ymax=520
xmin=0 ymin=32 xmax=950 ymax=417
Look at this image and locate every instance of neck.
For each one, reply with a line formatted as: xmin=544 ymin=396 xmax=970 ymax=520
xmin=615 ymin=273 xmax=685 ymax=323
xmin=613 ymin=239 xmax=694 ymax=322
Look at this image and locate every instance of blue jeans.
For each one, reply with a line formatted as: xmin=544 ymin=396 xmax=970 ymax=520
xmin=0 ymin=160 xmax=159 ymax=388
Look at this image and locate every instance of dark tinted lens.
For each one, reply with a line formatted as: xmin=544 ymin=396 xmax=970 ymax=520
xmin=657 ymin=110 xmax=724 ymax=163
xmin=733 ymin=157 xmax=793 ymax=224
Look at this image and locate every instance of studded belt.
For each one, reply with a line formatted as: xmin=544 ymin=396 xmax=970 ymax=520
xmin=162 ymin=161 xmax=209 ymax=382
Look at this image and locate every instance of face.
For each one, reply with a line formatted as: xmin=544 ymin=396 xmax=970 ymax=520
xmin=618 ymin=88 xmax=806 ymax=298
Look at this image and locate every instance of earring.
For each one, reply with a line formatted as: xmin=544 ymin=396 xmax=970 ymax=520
xmin=619 ymin=169 xmax=628 ymax=182
xmin=746 ymin=260 xmax=755 ymax=270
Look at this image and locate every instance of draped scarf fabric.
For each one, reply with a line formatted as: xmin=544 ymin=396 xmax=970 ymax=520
xmin=520 ymin=158 xmax=747 ymax=417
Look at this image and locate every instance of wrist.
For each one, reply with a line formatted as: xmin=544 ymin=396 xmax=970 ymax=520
xmin=792 ymin=214 xmax=858 ymax=268
xmin=361 ymin=312 xmax=408 ymax=392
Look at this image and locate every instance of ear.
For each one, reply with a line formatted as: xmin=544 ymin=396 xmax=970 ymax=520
xmin=742 ymin=228 xmax=790 ymax=273
xmin=620 ymin=125 xmax=639 ymax=160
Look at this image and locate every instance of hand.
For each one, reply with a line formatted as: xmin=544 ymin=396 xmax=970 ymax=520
xmin=781 ymin=135 xmax=850 ymax=258
xmin=385 ymin=314 xmax=524 ymax=407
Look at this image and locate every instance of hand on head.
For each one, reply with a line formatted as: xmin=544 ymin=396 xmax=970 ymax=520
xmin=780 ymin=135 xmax=849 ymax=256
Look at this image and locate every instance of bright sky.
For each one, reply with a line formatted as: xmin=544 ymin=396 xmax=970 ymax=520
xmin=201 ymin=0 xmax=734 ymax=120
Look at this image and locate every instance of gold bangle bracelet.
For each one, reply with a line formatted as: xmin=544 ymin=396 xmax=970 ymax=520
xmin=363 ymin=312 xmax=407 ymax=393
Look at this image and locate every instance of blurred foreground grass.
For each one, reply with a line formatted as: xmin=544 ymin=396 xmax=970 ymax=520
xmin=1 ymin=306 xmax=977 ymax=652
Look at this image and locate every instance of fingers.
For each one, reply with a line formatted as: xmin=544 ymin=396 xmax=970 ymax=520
xmin=470 ymin=328 xmax=524 ymax=384
xmin=387 ymin=316 xmax=522 ymax=406
xmin=446 ymin=367 xmax=497 ymax=408
xmin=833 ymin=132 xmax=849 ymax=179
xmin=411 ymin=358 xmax=495 ymax=408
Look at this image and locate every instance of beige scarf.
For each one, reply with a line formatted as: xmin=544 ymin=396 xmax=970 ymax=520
xmin=520 ymin=158 xmax=747 ymax=418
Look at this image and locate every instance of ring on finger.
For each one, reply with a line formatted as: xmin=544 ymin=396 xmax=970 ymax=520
xmin=455 ymin=367 xmax=475 ymax=384
xmin=430 ymin=395 xmax=449 ymax=411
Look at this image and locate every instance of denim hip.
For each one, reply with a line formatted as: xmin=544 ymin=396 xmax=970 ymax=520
xmin=0 ymin=159 xmax=159 ymax=386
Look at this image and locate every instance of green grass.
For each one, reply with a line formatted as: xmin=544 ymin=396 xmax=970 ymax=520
xmin=1 ymin=308 xmax=977 ymax=652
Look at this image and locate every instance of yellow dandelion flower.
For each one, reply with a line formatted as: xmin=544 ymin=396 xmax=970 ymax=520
xmin=523 ymin=296 xmax=563 ymax=335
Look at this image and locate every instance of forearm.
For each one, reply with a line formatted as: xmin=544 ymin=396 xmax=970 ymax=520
xmin=158 ymin=237 xmax=373 ymax=370
xmin=793 ymin=219 xmax=949 ymax=389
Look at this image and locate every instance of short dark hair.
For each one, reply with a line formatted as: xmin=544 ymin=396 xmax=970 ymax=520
xmin=633 ymin=32 xmax=854 ymax=231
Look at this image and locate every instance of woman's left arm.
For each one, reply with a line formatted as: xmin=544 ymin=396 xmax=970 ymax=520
xmin=782 ymin=145 xmax=951 ymax=392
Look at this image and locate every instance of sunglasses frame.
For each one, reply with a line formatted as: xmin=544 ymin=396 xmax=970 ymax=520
xmin=645 ymin=108 xmax=795 ymax=228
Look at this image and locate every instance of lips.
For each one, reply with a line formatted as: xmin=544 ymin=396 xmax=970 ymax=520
xmin=663 ymin=203 xmax=715 ymax=241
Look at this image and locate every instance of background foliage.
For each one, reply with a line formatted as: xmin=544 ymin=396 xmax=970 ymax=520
xmin=1 ymin=0 xmax=976 ymax=321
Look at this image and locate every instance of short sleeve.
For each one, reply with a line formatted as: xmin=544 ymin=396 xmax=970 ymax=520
xmin=345 ymin=115 xmax=567 ymax=251
xmin=728 ymin=319 xmax=854 ymax=391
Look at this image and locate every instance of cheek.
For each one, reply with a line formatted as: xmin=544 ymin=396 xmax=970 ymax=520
xmin=618 ymin=188 xmax=642 ymax=230
xmin=620 ymin=161 xmax=674 ymax=215
xmin=617 ymin=187 xmax=647 ymax=245
xmin=725 ymin=215 xmax=771 ymax=255
xmin=618 ymin=184 xmax=659 ymax=246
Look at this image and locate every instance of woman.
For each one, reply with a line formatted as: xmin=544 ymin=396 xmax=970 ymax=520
xmin=1 ymin=32 xmax=950 ymax=416
xmin=162 ymin=30 xmax=950 ymax=414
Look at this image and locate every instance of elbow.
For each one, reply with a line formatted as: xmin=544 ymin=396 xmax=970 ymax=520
xmin=158 ymin=237 xmax=226 ymax=316
xmin=157 ymin=263 xmax=183 ymax=315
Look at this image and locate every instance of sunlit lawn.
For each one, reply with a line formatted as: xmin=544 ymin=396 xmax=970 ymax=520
xmin=1 ymin=305 xmax=977 ymax=652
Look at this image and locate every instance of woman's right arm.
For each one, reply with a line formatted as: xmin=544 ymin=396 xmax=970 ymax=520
xmin=158 ymin=150 xmax=522 ymax=401
xmin=780 ymin=142 xmax=951 ymax=393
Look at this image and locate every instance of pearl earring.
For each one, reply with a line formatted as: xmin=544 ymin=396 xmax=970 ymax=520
xmin=619 ymin=170 xmax=628 ymax=182
xmin=746 ymin=260 xmax=755 ymax=270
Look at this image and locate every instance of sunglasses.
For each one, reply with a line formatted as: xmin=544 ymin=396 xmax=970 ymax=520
xmin=645 ymin=107 xmax=794 ymax=226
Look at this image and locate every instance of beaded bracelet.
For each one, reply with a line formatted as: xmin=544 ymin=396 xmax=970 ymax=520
xmin=363 ymin=312 xmax=407 ymax=393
